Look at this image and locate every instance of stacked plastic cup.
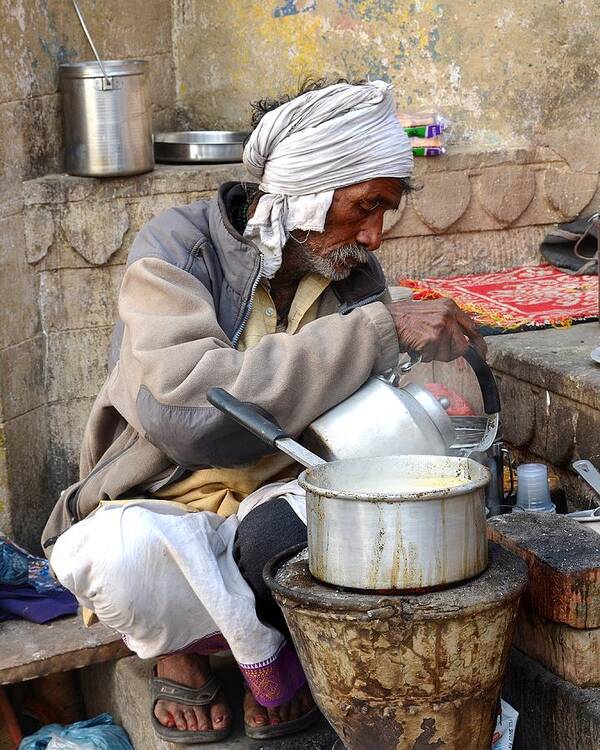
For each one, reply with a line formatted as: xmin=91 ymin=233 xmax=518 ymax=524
xmin=513 ymin=463 xmax=556 ymax=513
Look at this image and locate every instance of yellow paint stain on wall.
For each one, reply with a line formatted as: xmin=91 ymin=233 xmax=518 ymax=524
xmin=178 ymin=0 xmax=600 ymax=146
xmin=266 ymin=14 xmax=328 ymax=80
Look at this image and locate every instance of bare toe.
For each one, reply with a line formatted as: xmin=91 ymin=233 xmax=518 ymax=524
xmin=279 ymin=701 xmax=291 ymax=722
xmin=299 ymin=686 xmax=314 ymax=713
xmin=193 ymin=706 xmax=211 ymax=731
xmin=210 ymin=693 xmax=232 ymax=729
xmin=289 ymin=697 xmax=301 ymax=720
xmin=183 ymin=708 xmax=198 ymax=731
xmin=172 ymin=706 xmax=187 ymax=731
xmin=154 ymin=700 xmax=175 ymax=728
xmin=243 ymin=690 xmax=269 ymax=728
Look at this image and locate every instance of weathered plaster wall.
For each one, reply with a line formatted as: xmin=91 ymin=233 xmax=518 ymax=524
xmin=173 ymin=0 xmax=600 ymax=150
xmin=0 ymin=0 xmax=176 ymax=551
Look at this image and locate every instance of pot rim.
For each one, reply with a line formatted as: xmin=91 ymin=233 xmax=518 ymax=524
xmin=59 ymin=59 xmax=148 ymax=78
xmin=298 ymin=454 xmax=490 ymax=502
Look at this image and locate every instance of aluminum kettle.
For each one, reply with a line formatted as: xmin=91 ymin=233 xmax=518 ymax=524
xmin=301 ymin=345 xmax=501 ymax=461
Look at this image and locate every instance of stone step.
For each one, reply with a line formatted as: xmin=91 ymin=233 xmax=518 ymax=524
xmin=513 ymin=607 xmax=600 ymax=687
xmin=488 ymin=512 xmax=600 ymax=628
xmin=503 ymin=648 xmax=600 ymax=750
xmin=81 ymin=654 xmax=338 ymax=750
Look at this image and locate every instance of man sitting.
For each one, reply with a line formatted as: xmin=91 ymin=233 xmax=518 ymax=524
xmin=44 ymin=79 xmax=484 ymax=743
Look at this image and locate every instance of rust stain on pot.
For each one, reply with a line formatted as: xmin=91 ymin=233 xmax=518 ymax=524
xmin=342 ymin=707 xmax=406 ymax=750
xmin=413 ymin=717 xmax=446 ymax=748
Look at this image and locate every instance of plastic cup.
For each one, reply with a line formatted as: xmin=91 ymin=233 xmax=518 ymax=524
xmin=513 ymin=463 xmax=556 ymax=513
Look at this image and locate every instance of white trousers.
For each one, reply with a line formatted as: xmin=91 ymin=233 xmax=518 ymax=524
xmin=50 ymin=500 xmax=284 ymax=665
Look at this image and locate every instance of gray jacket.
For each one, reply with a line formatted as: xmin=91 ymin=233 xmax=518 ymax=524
xmin=42 ymin=182 xmax=400 ymax=555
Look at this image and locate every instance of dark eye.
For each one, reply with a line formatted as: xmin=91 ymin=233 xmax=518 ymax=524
xmin=359 ymin=201 xmax=380 ymax=214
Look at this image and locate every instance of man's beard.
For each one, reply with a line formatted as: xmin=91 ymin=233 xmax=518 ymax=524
xmin=289 ymin=237 xmax=370 ymax=281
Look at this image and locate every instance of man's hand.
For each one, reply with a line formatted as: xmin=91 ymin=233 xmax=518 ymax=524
xmin=386 ymin=298 xmax=487 ymax=362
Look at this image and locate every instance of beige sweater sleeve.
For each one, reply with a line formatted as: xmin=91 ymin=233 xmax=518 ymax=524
xmin=114 ymin=257 xmax=399 ymax=468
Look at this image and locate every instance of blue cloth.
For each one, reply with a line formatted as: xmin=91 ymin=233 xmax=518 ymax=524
xmin=0 ymin=538 xmax=28 ymax=585
xmin=19 ymin=713 xmax=133 ymax=750
xmin=0 ymin=537 xmax=66 ymax=594
xmin=0 ymin=583 xmax=77 ymax=624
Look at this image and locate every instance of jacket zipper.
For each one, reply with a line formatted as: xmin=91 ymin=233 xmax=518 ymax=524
xmin=338 ymin=287 xmax=387 ymax=315
xmin=231 ymin=256 xmax=264 ymax=347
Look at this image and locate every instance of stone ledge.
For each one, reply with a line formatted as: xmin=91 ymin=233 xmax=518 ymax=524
xmin=23 ymin=146 xmax=563 ymax=205
xmin=23 ymin=163 xmax=249 ymax=206
xmin=513 ymin=607 xmax=600 ymax=688
xmin=0 ymin=615 xmax=129 ymax=685
xmin=487 ymin=324 xmax=600 ymax=413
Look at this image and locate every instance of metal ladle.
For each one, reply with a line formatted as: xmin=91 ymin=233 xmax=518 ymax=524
xmin=71 ymin=0 xmax=111 ymax=87
xmin=207 ymin=388 xmax=325 ymax=469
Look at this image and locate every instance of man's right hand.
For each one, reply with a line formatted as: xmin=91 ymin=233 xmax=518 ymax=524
xmin=386 ymin=298 xmax=487 ymax=363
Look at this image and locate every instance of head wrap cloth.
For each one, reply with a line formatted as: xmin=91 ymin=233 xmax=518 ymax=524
xmin=242 ymin=80 xmax=414 ymax=277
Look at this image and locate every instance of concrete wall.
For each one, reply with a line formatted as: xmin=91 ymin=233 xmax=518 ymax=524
xmin=173 ymin=0 xmax=600 ymax=151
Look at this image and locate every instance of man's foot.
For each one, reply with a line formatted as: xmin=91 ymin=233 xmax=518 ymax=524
xmin=153 ymin=653 xmax=232 ymax=733
xmin=243 ymin=684 xmax=315 ymax=730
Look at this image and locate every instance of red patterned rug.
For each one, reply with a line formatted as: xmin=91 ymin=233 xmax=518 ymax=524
xmin=399 ymin=264 xmax=598 ymax=334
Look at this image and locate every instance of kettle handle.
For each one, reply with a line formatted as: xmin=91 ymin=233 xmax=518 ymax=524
xmin=463 ymin=345 xmax=501 ymax=415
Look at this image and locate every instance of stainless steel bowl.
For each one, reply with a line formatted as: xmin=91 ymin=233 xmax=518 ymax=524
xmin=154 ymin=131 xmax=250 ymax=164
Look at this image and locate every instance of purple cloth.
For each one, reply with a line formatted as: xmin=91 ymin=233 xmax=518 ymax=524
xmin=0 ymin=583 xmax=77 ymax=624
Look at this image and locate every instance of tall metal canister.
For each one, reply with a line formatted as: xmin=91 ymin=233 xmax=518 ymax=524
xmin=60 ymin=60 xmax=154 ymax=177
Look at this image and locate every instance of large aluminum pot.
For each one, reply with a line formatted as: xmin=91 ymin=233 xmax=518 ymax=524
xmin=299 ymin=454 xmax=489 ymax=590
xmin=60 ymin=60 xmax=154 ymax=177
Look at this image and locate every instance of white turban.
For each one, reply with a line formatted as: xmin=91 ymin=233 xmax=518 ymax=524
xmin=242 ymin=80 xmax=413 ymax=277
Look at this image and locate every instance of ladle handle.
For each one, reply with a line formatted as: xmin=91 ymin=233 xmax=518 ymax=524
xmin=463 ymin=344 xmax=501 ymax=415
xmin=207 ymin=387 xmax=288 ymax=447
xmin=71 ymin=0 xmax=110 ymax=82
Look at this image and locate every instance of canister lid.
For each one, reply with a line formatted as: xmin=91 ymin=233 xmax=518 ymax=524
xmin=402 ymin=382 xmax=456 ymax=448
xmin=59 ymin=59 xmax=148 ymax=79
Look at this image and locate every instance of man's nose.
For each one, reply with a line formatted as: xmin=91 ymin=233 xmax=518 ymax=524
xmin=356 ymin=212 xmax=384 ymax=251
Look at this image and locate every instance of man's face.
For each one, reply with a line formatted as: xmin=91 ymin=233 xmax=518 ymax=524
xmin=287 ymin=177 xmax=405 ymax=280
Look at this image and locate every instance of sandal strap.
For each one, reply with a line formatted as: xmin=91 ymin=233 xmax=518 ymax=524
xmin=150 ymin=674 xmax=222 ymax=707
